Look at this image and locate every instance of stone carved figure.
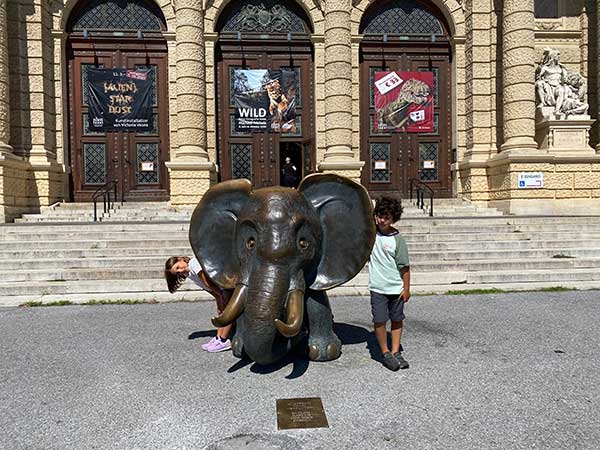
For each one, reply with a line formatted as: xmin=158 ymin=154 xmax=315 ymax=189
xmin=535 ymin=48 xmax=589 ymax=118
xmin=189 ymin=174 xmax=376 ymax=365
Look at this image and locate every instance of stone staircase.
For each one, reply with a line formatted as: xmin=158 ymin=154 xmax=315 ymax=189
xmin=3 ymin=201 xmax=600 ymax=306
xmin=14 ymin=197 xmax=501 ymax=223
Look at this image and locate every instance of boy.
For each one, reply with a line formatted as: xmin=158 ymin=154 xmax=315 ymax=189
xmin=369 ymin=196 xmax=411 ymax=371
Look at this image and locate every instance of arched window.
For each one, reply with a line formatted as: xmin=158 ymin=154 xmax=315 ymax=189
xmin=217 ymin=0 xmax=312 ymax=34
xmin=359 ymin=0 xmax=446 ymax=36
xmin=67 ymin=0 xmax=165 ymax=32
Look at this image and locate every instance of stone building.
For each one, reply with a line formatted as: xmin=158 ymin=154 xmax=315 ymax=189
xmin=0 ymin=0 xmax=599 ymax=222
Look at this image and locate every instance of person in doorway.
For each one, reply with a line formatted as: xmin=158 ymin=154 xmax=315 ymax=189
xmin=368 ymin=196 xmax=411 ymax=371
xmin=281 ymin=156 xmax=299 ymax=188
xmin=165 ymin=256 xmax=233 ymax=353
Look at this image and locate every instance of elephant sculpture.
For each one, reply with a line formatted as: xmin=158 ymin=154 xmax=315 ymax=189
xmin=189 ymin=173 xmax=376 ymax=365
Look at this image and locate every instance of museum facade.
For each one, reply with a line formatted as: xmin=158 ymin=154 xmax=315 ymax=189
xmin=0 ymin=0 xmax=599 ymax=222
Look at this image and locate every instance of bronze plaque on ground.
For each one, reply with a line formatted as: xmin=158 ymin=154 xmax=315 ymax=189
xmin=276 ymin=397 xmax=329 ymax=430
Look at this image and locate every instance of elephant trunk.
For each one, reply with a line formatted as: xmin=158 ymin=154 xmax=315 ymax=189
xmin=241 ymin=264 xmax=303 ymax=365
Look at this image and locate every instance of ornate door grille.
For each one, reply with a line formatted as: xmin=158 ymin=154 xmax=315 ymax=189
xmin=231 ymin=144 xmax=253 ymax=180
xmin=360 ymin=0 xmax=443 ymax=35
xmin=71 ymin=0 xmax=163 ymax=31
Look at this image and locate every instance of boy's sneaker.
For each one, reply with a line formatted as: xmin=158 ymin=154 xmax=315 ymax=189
xmin=201 ymin=336 xmax=218 ymax=351
xmin=382 ymin=352 xmax=400 ymax=371
xmin=207 ymin=338 xmax=231 ymax=353
xmin=393 ymin=352 xmax=409 ymax=369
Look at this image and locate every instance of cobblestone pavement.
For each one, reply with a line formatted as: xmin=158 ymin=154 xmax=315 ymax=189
xmin=1 ymin=291 xmax=599 ymax=450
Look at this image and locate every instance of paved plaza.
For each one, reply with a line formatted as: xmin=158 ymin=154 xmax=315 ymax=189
xmin=1 ymin=291 xmax=599 ymax=450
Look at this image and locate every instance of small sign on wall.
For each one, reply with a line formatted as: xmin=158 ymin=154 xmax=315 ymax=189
xmin=141 ymin=162 xmax=154 ymax=172
xmin=423 ymin=160 xmax=435 ymax=169
xmin=518 ymin=172 xmax=543 ymax=189
xmin=374 ymin=160 xmax=387 ymax=170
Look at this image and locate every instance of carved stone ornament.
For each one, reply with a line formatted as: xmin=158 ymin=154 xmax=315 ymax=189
xmin=535 ymin=20 xmax=561 ymax=31
xmin=229 ymin=3 xmax=297 ymax=32
xmin=535 ymin=48 xmax=589 ymax=120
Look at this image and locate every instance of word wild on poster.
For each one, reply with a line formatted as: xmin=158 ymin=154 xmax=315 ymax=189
xmin=233 ymin=69 xmax=297 ymax=133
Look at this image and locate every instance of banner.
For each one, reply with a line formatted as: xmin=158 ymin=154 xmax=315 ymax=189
xmin=233 ymin=69 xmax=297 ymax=133
xmin=87 ymin=68 xmax=153 ymax=132
xmin=373 ymin=71 xmax=434 ymax=133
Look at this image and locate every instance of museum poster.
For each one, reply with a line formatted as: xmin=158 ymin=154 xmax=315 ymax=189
xmin=373 ymin=71 xmax=434 ymax=133
xmin=233 ymin=69 xmax=297 ymax=133
xmin=87 ymin=68 xmax=153 ymax=132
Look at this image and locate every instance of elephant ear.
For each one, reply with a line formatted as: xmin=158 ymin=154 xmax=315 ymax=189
xmin=299 ymin=173 xmax=376 ymax=290
xmin=189 ymin=179 xmax=252 ymax=289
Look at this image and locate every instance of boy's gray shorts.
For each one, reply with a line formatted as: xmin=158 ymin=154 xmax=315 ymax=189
xmin=370 ymin=291 xmax=405 ymax=323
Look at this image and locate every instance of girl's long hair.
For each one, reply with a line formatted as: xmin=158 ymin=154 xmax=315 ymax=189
xmin=164 ymin=256 xmax=190 ymax=293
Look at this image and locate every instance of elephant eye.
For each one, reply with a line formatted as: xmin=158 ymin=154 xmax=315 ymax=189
xmin=246 ymin=237 xmax=256 ymax=250
xmin=299 ymin=238 xmax=309 ymax=249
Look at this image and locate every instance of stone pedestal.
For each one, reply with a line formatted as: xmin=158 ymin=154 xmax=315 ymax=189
xmin=535 ymin=114 xmax=596 ymax=155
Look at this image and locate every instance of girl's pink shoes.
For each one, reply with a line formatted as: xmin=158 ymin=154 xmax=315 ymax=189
xmin=201 ymin=336 xmax=231 ymax=352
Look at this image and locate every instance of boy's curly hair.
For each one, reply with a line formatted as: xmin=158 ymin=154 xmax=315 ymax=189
xmin=374 ymin=196 xmax=403 ymax=222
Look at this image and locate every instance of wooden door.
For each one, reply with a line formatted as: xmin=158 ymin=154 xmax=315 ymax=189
xmin=216 ymin=40 xmax=315 ymax=188
xmin=360 ymin=45 xmax=452 ymax=197
xmin=68 ymin=39 xmax=169 ymax=201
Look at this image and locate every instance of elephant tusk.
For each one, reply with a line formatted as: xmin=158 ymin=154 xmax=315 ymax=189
xmin=212 ymin=284 xmax=247 ymax=327
xmin=274 ymin=289 xmax=304 ymax=338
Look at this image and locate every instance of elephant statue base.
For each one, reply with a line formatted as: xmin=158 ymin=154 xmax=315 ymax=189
xmin=189 ymin=174 xmax=376 ymax=366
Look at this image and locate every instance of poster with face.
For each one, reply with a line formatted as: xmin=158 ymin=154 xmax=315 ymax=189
xmin=233 ymin=69 xmax=297 ymax=133
xmin=87 ymin=68 xmax=153 ymax=131
xmin=373 ymin=71 xmax=434 ymax=133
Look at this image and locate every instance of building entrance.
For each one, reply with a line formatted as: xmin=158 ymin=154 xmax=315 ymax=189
xmin=215 ymin=0 xmax=315 ymax=189
xmin=66 ymin=0 xmax=169 ymax=202
xmin=359 ymin=0 xmax=453 ymax=198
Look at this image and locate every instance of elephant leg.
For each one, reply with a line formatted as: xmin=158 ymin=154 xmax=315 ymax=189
xmin=231 ymin=319 xmax=245 ymax=359
xmin=305 ymin=290 xmax=341 ymax=361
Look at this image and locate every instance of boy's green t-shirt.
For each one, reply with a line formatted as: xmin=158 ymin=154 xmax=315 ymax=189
xmin=368 ymin=229 xmax=410 ymax=295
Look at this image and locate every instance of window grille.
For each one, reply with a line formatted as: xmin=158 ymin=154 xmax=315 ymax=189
xmin=83 ymin=143 xmax=107 ymax=185
xmin=370 ymin=143 xmax=391 ymax=183
xmin=419 ymin=142 xmax=438 ymax=181
xmin=136 ymin=143 xmax=159 ymax=184
xmin=72 ymin=0 xmax=163 ymax=31
xmin=360 ymin=0 xmax=444 ymax=35
xmin=231 ymin=144 xmax=253 ymax=180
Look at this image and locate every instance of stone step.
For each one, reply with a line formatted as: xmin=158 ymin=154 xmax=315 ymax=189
xmin=0 ymin=247 xmax=191 ymax=260
xmin=5 ymin=278 xmax=600 ymax=307
xmin=2 ymin=227 xmax=599 ymax=244
xmin=2 ymin=267 xmax=600 ymax=299
xmin=3 ymin=232 xmax=598 ymax=255
xmin=2 ymin=255 xmax=600 ymax=275
xmin=5 ymin=214 xmax=600 ymax=232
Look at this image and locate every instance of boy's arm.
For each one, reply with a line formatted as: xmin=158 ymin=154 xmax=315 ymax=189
xmin=400 ymin=266 xmax=411 ymax=302
xmin=394 ymin=235 xmax=410 ymax=301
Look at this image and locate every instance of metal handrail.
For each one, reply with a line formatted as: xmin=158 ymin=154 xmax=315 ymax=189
xmin=91 ymin=180 xmax=120 ymax=222
xmin=409 ymin=178 xmax=434 ymax=217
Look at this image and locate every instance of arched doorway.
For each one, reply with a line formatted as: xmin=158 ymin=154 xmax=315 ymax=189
xmin=359 ymin=0 xmax=453 ymax=197
xmin=215 ymin=0 xmax=315 ymax=188
xmin=66 ymin=0 xmax=170 ymax=202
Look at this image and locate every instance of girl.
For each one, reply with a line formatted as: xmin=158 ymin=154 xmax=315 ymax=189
xmin=165 ymin=256 xmax=233 ymax=353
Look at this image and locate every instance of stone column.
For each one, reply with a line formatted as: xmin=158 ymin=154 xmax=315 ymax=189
xmin=319 ymin=0 xmax=362 ymax=176
xmin=166 ymin=0 xmax=215 ymax=206
xmin=0 ymin=0 xmax=12 ymax=154
xmin=500 ymin=0 xmax=538 ymax=152
xmin=175 ymin=0 xmax=208 ymax=161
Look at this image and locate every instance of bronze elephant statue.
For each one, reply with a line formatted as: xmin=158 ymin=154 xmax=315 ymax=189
xmin=189 ymin=173 xmax=376 ymax=365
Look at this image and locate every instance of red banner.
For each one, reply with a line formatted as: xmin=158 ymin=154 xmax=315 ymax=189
xmin=373 ymin=71 xmax=434 ymax=133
